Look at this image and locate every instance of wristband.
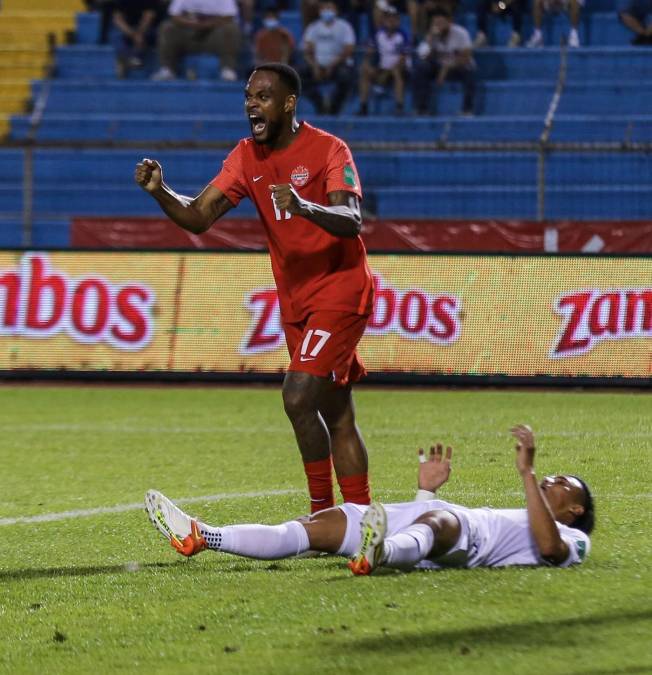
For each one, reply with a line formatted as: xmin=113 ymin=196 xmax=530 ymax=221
xmin=415 ymin=488 xmax=436 ymax=501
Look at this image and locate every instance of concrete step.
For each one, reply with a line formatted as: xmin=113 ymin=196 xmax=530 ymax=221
xmin=2 ymin=0 xmax=84 ymax=10
xmin=0 ymin=63 xmax=47 ymax=78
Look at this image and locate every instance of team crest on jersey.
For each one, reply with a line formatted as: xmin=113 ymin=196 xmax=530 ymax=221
xmin=291 ymin=165 xmax=310 ymax=187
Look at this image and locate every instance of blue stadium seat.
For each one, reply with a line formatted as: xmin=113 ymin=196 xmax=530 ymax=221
xmin=0 ymin=221 xmax=24 ymax=247
xmin=545 ymin=187 xmax=652 ymax=219
xmin=372 ymin=186 xmax=538 ymax=218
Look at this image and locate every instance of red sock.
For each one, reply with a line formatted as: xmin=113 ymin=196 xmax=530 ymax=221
xmin=304 ymin=457 xmax=334 ymax=514
xmin=338 ymin=473 xmax=371 ymax=505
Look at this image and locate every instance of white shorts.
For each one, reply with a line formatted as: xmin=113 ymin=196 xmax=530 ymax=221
xmin=337 ymin=499 xmax=482 ymax=569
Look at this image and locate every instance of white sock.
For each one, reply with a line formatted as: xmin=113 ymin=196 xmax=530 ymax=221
xmin=382 ymin=523 xmax=435 ymax=570
xmin=532 ymin=28 xmax=542 ymax=39
xmin=199 ymin=520 xmax=310 ymax=560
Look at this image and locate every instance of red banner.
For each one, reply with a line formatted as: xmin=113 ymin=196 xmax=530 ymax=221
xmin=71 ymin=217 xmax=652 ymax=253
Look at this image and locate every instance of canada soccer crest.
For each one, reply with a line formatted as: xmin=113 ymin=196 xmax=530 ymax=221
xmin=290 ymin=165 xmax=309 ymax=187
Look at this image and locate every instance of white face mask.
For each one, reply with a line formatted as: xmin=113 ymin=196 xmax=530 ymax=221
xmin=320 ymin=9 xmax=336 ymax=22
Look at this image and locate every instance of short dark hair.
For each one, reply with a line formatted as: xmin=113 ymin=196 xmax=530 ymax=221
xmin=252 ymin=63 xmax=302 ymax=97
xmin=569 ymin=475 xmax=595 ymax=535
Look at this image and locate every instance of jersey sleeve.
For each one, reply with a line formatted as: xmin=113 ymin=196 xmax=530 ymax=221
xmin=210 ymin=141 xmax=249 ymax=206
xmin=555 ymin=529 xmax=591 ymax=567
xmin=325 ymin=140 xmax=363 ymax=199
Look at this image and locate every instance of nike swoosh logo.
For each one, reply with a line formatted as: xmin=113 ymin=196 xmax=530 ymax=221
xmin=253 ymin=175 xmax=263 ymax=182
xmin=299 ymin=356 xmax=316 ymax=362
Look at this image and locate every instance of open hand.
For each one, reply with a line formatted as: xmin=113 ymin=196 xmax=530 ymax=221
xmin=418 ymin=443 xmax=452 ymax=492
xmin=135 ymin=158 xmax=163 ymax=193
xmin=511 ymin=424 xmax=536 ymax=475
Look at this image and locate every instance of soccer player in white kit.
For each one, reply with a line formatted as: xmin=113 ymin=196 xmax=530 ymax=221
xmin=145 ymin=425 xmax=594 ymax=574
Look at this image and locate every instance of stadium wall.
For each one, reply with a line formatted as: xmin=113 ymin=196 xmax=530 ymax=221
xmin=72 ymin=217 xmax=652 ymax=253
xmin=0 ymin=249 xmax=650 ymax=387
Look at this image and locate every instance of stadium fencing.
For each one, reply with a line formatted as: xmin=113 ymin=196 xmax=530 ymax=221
xmin=4 ymin=138 xmax=652 ymax=248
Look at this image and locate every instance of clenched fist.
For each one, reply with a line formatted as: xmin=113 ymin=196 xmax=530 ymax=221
xmin=269 ymin=183 xmax=306 ymax=215
xmin=135 ymin=158 xmax=163 ymax=193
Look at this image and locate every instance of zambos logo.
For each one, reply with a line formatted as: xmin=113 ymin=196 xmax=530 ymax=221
xmin=239 ymin=275 xmax=462 ymax=354
xmin=0 ymin=253 xmax=155 ymax=351
xmin=551 ymin=288 xmax=652 ymax=357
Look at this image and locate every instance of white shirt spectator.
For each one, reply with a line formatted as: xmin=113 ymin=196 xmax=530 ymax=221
xmin=303 ymin=17 xmax=356 ymax=68
xmin=418 ymin=23 xmax=475 ymax=69
xmin=168 ymin=0 xmax=238 ymax=19
xmin=373 ymin=27 xmax=409 ymax=70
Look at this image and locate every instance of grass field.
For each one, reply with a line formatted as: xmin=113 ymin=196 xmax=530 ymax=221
xmin=1 ymin=385 xmax=650 ymax=674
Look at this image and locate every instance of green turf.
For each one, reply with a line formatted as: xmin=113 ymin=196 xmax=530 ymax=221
xmin=0 ymin=386 xmax=650 ymax=674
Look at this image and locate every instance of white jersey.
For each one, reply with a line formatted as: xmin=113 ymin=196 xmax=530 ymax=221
xmin=372 ymin=28 xmax=409 ymax=71
xmin=338 ymin=499 xmax=591 ymax=569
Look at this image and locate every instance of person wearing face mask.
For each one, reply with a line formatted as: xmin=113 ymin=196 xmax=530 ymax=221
xmin=254 ymin=8 xmax=296 ymax=65
xmin=412 ymin=6 xmax=476 ymax=116
xmin=300 ymin=0 xmax=357 ymax=114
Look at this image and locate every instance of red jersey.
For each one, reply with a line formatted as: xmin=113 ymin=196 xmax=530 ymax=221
xmin=211 ymin=122 xmax=374 ymax=323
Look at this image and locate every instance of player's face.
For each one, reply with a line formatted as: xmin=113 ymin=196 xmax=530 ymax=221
xmin=539 ymin=475 xmax=586 ymax=519
xmin=245 ymin=71 xmax=294 ymax=145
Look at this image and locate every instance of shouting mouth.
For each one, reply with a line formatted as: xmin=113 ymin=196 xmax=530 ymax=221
xmin=249 ymin=113 xmax=267 ymax=136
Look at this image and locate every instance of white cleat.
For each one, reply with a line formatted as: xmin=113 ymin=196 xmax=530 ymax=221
xmin=348 ymin=502 xmax=388 ymax=575
xmin=145 ymin=490 xmax=207 ymax=557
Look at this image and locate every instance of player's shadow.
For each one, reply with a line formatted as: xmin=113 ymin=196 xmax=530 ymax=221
xmin=336 ymin=608 xmax=652 ymax=654
xmin=0 ymin=561 xmax=179 ymax=582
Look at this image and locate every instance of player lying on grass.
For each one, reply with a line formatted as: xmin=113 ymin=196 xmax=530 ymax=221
xmin=145 ymin=425 xmax=595 ymax=574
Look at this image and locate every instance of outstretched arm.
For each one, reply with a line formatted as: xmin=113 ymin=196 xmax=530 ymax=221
xmin=415 ymin=443 xmax=452 ymax=500
xmin=269 ymin=185 xmax=362 ymax=238
xmin=512 ymin=425 xmax=569 ymax=565
xmin=135 ymin=158 xmax=233 ymax=234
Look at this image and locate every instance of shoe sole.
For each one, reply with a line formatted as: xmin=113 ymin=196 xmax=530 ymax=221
xmin=145 ymin=489 xmax=180 ymax=545
xmin=349 ymin=503 xmax=388 ymax=575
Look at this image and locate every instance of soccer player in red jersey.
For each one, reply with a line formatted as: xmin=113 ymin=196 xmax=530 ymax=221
xmin=135 ymin=63 xmax=375 ymax=513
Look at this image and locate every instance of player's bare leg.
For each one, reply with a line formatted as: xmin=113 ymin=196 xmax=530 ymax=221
xmin=319 ymin=384 xmax=370 ymax=504
xmin=283 ymin=370 xmax=336 ymax=512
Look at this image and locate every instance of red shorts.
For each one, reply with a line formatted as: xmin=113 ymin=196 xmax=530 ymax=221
xmin=284 ymin=311 xmax=369 ymax=386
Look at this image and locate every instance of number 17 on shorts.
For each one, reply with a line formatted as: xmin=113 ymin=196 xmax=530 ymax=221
xmin=300 ymin=329 xmax=331 ymax=362
xmin=285 ymin=311 xmax=370 ymax=384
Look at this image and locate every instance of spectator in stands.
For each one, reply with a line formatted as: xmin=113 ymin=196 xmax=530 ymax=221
xmin=412 ymin=8 xmax=475 ymax=116
xmin=112 ymin=0 xmax=161 ymax=77
xmin=300 ymin=0 xmax=356 ymax=114
xmin=301 ymin=0 xmax=365 ymax=31
xmin=474 ymin=0 xmax=527 ymax=47
xmin=357 ymin=6 xmax=410 ymax=115
xmin=253 ymin=8 xmax=295 ymax=65
xmin=151 ymin=0 xmax=242 ymax=81
xmin=526 ymin=0 xmax=583 ymax=48
xmin=619 ymin=0 xmax=652 ymax=44
xmin=408 ymin=0 xmax=457 ymax=40
xmin=85 ymin=0 xmax=116 ymax=44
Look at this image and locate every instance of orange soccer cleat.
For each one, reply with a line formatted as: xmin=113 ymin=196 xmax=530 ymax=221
xmin=145 ymin=489 xmax=207 ymax=558
xmin=348 ymin=502 xmax=387 ymax=576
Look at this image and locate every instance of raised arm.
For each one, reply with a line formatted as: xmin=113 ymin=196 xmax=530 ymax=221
xmin=135 ymin=158 xmax=233 ymax=234
xmin=512 ymin=425 xmax=569 ymax=565
xmin=269 ymin=185 xmax=362 ymax=237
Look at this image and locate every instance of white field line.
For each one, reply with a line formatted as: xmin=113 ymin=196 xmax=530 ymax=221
xmin=0 ymin=488 xmax=302 ymax=527
xmin=1 ymin=488 xmax=649 ymax=528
